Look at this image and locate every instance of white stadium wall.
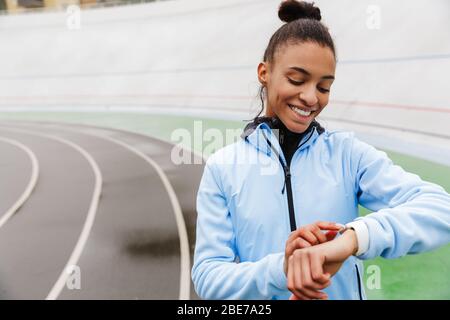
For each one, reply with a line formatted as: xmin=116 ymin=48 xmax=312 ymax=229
xmin=0 ymin=0 xmax=449 ymax=163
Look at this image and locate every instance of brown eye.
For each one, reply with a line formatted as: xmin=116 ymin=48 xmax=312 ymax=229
xmin=287 ymin=78 xmax=303 ymax=85
xmin=318 ymin=87 xmax=330 ymax=93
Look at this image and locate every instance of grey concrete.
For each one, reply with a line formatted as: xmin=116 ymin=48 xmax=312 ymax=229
xmin=0 ymin=129 xmax=94 ymax=299
xmin=0 ymin=139 xmax=32 ymax=218
xmin=0 ymin=121 xmax=203 ymax=299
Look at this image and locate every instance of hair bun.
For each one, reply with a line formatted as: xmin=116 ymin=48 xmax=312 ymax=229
xmin=278 ymin=0 xmax=321 ymax=23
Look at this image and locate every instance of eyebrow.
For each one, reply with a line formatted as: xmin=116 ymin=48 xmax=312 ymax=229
xmin=288 ymin=66 xmax=335 ymax=80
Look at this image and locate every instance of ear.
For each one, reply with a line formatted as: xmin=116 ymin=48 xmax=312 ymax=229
xmin=257 ymin=62 xmax=269 ymax=86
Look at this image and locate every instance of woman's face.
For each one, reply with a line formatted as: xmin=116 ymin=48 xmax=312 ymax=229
xmin=257 ymin=41 xmax=336 ymax=133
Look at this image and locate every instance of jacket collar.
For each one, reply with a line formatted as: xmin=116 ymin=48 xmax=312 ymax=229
xmin=241 ymin=117 xmax=324 ymax=159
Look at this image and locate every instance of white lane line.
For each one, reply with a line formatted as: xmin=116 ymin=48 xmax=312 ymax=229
xmin=40 ymin=123 xmax=191 ymax=300
xmin=14 ymin=122 xmax=191 ymax=300
xmin=0 ymin=127 xmax=103 ymax=300
xmin=97 ymin=133 xmax=191 ymax=300
xmin=3 ymin=122 xmax=192 ymax=299
xmin=98 ymin=125 xmax=208 ymax=163
xmin=0 ymin=136 xmax=39 ymax=228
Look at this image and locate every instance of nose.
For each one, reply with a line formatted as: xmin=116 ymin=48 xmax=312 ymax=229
xmin=299 ymin=86 xmax=318 ymax=107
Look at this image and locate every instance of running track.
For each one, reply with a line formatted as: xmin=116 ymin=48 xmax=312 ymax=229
xmin=0 ymin=121 xmax=203 ymax=299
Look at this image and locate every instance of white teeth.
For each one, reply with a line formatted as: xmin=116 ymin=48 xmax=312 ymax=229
xmin=289 ymin=105 xmax=312 ymax=116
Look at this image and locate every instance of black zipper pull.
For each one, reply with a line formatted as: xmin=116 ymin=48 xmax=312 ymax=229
xmin=281 ymin=166 xmax=290 ymax=194
xmin=285 ymin=166 xmax=291 ymax=178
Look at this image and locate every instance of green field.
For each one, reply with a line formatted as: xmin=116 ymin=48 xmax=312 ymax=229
xmin=1 ymin=111 xmax=448 ymax=300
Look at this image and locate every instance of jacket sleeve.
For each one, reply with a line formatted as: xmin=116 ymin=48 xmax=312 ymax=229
xmin=349 ymin=135 xmax=450 ymax=260
xmin=191 ymin=156 xmax=288 ymax=299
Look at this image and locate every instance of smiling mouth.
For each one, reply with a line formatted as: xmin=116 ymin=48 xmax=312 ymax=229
xmin=288 ymin=104 xmax=315 ymax=117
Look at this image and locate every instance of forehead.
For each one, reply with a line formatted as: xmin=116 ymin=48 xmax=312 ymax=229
xmin=274 ymin=41 xmax=336 ymax=76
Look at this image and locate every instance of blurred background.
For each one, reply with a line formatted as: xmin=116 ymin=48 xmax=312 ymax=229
xmin=0 ymin=0 xmax=449 ymax=299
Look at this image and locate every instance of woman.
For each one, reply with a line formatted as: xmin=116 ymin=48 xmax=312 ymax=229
xmin=191 ymin=0 xmax=450 ymax=300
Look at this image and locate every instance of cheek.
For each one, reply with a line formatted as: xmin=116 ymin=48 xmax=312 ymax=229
xmin=270 ymin=83 xmax=293 ymax=106
xmin=318 ymin=94 xmax=329 ymax=108
xmin=316 ymin=101 xmax=328 ymax=115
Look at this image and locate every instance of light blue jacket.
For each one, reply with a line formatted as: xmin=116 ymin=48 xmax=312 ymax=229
xmin=191 ymin=121 xmax=450 ymax=300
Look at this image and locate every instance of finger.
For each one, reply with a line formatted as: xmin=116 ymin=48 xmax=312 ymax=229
xmin=291 ymin=253 xmax=311 ymax=300
xmin=310 ymin=251 xmax=331 ymax=285
xmin=316 ymin=221 xmax=342 ymax=230
xmin=300 ymin=252 xmax=328 ymax=299
xmin=287 ymin=256 xmax=294 ymax=293
xmin=289 ymin=222 xmax=341 ymax=244
xmin=298 ymin=229 xmax=319 ymax=246
xmin=292 ymin=251 xmax=326 ymax=300
xmin=287 ymin=237 xmax=311 ymax=256
xmin=288 ymin=226 xmax=319 ymax=244
xmin=309 ymin=225 xmax=327 ymax=244
xmin=288 ymin=256 xmax=309 ymax=300
xmin=287 ymin=228 xmax=303 ymax=242
xmin=289 ymin=292 xmax=310 ymax=300
xmin=287 ymin=228 xmax=306 ymax=244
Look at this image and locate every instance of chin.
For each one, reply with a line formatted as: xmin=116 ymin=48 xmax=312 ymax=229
xmin=285 ymin=120 xmax=309 ymax=133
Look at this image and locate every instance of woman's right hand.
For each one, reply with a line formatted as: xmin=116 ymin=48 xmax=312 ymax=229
xmin=283 ymin=221 xmax=342 ymax=300
xmin=287 ymin=229 xmax=358 ymax=300
xmin=284 ymin=221 xmax=341 ymax=275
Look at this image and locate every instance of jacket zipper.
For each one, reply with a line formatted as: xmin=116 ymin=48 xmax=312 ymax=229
xmin=282 ymin=164 xmax=296 ymax=232
xmin=355 ymin=264 xmax=363 ymax=300
xmin=263 ymin=128 xmax=316 ymax=232
xmin=282 ymin=129 xmax=315 ymax=232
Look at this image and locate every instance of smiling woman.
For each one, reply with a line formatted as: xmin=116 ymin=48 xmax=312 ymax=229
xmin=257 ymin=41 xmax=336 ymax=133
xmin=254 ymin=0 xmax=337 ymax=134
xmin=191 ymin=0 xmax=450 ymax=301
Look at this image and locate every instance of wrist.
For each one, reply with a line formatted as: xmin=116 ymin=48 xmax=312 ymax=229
xmin=341 ymin=229 xmax=358 ymax=256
